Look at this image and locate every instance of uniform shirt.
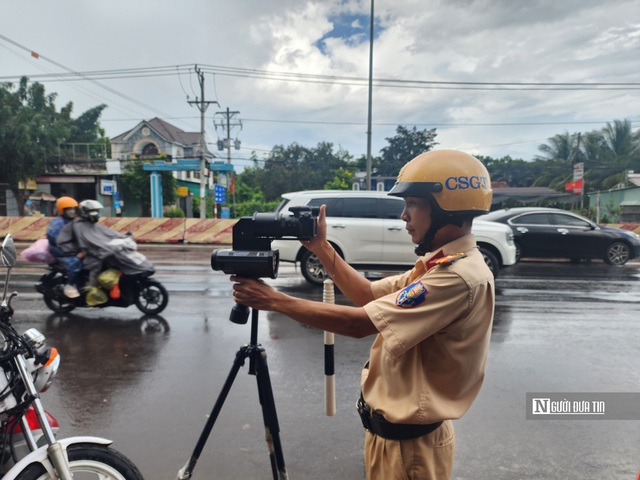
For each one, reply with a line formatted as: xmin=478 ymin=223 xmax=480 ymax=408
xmin=361 ymin=234 xmax=495 ymax=425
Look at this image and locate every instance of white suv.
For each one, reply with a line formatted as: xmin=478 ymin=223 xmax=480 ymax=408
xmin=271 ymin=190 xmax=517 ymax=285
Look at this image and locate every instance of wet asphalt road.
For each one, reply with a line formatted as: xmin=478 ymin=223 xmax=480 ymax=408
xmin=5 ymin=244 xmax=640 ymax=479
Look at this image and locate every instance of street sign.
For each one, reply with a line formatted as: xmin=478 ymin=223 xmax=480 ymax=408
xmin=214 ymin=184 xmax=226 ymax=203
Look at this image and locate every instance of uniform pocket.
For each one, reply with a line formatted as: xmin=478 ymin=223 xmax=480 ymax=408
xmin=434 ymin=420 xmax=454 ymax=448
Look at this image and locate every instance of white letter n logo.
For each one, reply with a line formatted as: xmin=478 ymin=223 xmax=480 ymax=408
xmin=532 ymin=398 xmax=549 ymax=414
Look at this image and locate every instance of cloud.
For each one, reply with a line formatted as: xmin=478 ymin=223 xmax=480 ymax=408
xmin=1 ymin=0 xmax=638 ymax=168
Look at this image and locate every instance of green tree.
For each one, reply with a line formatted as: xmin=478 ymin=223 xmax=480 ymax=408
xmin=377 ymin=126 xmax=438 ymax=176
xmin=0 ymin=78 xmax=68 ymax=211
xmin=253 ymin=142 xmax=351 ymax=201
xmin=536 ymin=131 xmax=580 ymax=164
xmin=478 ymin=155 xmax=538 ymax=187
xmin=68 ymin=105 xmax=108 ymax=143
xmin=0 ymin=76 xmax=106 ymax=213
xmin=324 ymin=166 xmax=355 ymax=190
xmin=533 ymin=132 xmax=584 ymax=190
xmin=234 ymin=152 xmax=267 ymax=203
xmin=597 ymin=119 xmax=640 ymax=189
xmin=532 ymin=120 xmax=640 ymax=193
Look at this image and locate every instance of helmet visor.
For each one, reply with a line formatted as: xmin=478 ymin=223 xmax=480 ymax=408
xmin=388 ymin=181 xmax=443 ymax=198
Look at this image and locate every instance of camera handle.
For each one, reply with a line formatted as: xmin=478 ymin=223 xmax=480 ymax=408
xmin=230 ymin=302 xmax=250 ymax=324
xmin=177 ymin=307 xmax=288 ymax=480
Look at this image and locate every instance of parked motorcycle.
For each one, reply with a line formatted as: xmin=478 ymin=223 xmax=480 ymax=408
xmin=36 ymin=262 xmax=169 ymax=315
xmin=0 ymin=234 xmax=145 ymax=479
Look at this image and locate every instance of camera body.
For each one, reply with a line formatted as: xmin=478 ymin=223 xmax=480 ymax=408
xmin=211 ymin=205 xmax=319 ymax=279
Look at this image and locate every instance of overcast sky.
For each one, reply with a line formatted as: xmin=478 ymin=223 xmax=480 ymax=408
xmin=1 ymin=0 xmax=638 ymax=171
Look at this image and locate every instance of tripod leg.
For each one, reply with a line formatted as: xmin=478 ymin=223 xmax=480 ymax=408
xmin=251 ymin=346 xmax=288 ymax=480
xmin=177 ymin=346 xmax=251 ymax=480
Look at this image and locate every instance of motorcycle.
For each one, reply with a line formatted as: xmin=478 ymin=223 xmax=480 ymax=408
xmin=0 ymin=234 xmax=144 ymax=479
xmin=36 ymin=262 xmax=169 ymax=315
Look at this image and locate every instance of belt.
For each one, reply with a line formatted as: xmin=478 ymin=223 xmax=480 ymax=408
xmin=356 ymin=394 xmax=443 ymax=441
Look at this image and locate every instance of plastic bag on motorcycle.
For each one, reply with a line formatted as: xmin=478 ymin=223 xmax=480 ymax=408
xmin=20 ymin=239 xmax=55 ymax=264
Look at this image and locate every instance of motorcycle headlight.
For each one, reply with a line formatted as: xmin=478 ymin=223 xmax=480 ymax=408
xmin=23 ymin=328 xmax=46 ymax=350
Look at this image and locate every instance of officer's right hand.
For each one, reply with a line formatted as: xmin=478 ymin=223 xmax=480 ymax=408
xmin=300 ymin=204 xmax=327 ymax=254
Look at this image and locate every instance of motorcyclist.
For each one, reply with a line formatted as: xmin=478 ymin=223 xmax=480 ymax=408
xmin=73 ymin=200 xmax=107 ymax=289
xmin=46 ymin=196 xmax=84 ymax=298
xmin=57 ymin=199 xmax=154 ymax=289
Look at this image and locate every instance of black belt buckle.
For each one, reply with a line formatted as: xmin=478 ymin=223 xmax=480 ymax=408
xmin=356 ymin=396 xmax=372 ymax=431
xmin=356 ymin=394 xmax=444 ymax=440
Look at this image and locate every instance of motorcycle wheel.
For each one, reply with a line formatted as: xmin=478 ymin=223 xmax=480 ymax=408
xmin=15 ymin=443 xmax=143 ymax=480
xmin=134 ymin=279 xmax=169 ymax=315
xmin=42 ymin=275 xmax=76 ymax=314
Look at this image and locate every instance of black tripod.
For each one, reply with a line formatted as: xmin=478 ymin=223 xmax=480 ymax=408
xmin=177 ymin=307 xmax=288 ymax=480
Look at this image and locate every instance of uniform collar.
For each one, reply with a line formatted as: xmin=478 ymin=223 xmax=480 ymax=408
xmin=421 ymin=234 xmax=477 ymax=270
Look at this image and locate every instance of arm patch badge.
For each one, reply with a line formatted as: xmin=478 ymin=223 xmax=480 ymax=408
xmin=396 ymin=281 xmax=428 ymax=308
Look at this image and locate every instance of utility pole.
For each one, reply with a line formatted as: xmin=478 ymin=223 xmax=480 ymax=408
xmin=214 ymin=108 xmax=242 ymax=215
xmin=188 ymin=65 xmax=218 ymax=219
xmin=365 ymin=0 xmax=375 ymax=190
xmin=214 ymin=107 xmax=241 ymax=165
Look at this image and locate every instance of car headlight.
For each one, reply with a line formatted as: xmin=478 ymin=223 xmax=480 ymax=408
xmin=621 ymin=230 xmax=640 ymax=241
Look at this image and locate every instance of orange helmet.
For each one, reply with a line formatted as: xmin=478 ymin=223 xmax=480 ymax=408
xmin=55 ymin=196 xmax=79 ymax=215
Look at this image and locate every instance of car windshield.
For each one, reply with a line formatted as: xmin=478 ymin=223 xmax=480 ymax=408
xmin=274 ymin=199 xmax=290 ymax=214
xmin=479 ymin=211 xmax=508 ymax=222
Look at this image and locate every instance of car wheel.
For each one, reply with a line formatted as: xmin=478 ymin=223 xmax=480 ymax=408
xmin=478 ymin=247 xmax=499 ymax=278
xmin=300 ymin=250 xmax=330 ymax=285
xmin=604 ymin=241 xmax=630 ymax=265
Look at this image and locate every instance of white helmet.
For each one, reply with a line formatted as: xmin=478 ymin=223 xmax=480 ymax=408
xmin=79 ymin=200 xmax=104 ymax=223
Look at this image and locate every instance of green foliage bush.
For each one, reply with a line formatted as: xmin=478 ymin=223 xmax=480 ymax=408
xmin=166 ymin=207 xmax=185 ymax=218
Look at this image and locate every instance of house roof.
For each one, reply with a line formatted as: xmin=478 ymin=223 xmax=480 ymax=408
xmin=111 ymin=117 xmax=200 ymax=148
xmin=111 ymin=117 xmax=213 ymax=157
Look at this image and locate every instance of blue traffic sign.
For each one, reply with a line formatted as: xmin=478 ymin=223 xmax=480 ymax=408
xmin=214 ymin=184 xmax=226 ymax=203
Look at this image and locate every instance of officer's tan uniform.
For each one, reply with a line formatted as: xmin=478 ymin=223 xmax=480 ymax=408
xmin=361 ymin=234 xmax=495 ymax=479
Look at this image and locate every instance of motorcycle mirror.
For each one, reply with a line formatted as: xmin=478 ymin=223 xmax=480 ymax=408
xmin=1 ymin=234 xmax=16 ymax=307
xmin=1 ymin=234 xmax=16 ymax=268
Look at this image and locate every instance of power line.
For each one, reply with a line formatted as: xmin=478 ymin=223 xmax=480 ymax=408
xmin=99 ymin=115 xmax=639 ymax=129
xmin=2 ymin=34 xmax=636 ymax=159
xmin=2 ymin=58 xmax=639 ymax=91
xmin=0 ymin=34 xmax=181 ymax=121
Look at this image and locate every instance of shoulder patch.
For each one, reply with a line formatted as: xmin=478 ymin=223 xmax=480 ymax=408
xmin=396 ymin=281 xmax=428 ymax=308
xmin=434 ymin=252 xmax=467 ymax=267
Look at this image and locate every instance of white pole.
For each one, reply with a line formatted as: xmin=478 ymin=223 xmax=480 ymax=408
xmin=323 ymin=279 xmax=336 ymax=416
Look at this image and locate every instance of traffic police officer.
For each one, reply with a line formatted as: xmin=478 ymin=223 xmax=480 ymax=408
xmin=231 ymin=149 xmax=495 ymax=479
